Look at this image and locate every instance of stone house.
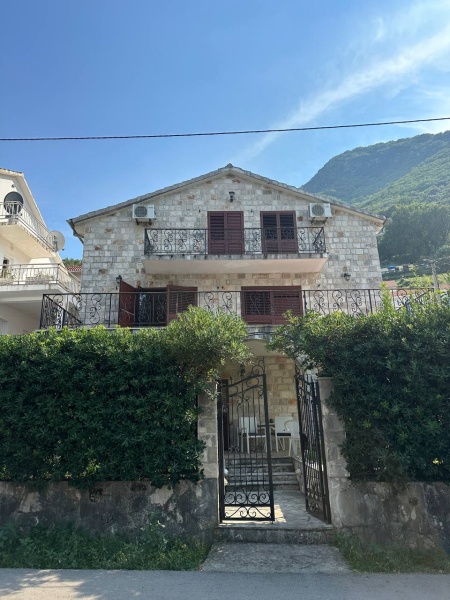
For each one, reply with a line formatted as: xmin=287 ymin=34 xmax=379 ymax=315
xmin=40 ymin=164 xmax=385 ymax=524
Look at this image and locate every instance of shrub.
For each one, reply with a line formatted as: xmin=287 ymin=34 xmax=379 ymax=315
xmin=270 ymin=296 xmax=450 ymax=482
xmin=0 ymin=308 xmax=251 ymax=487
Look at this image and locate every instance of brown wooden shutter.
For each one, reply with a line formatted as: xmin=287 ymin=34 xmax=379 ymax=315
xmin=118 ymin=279 xmax=137 ymax=327
xmin=242 ymin=287 xmax=302 ymax=324
xmin=261 ymin=212 xmax=296 ymax=253
xmin=272 ymin=289 xmax=303 ymax=323
xmin=208 ymin=211 xmax=244 ymax=254
xmin=167 ymin=285 xmax=198 ymax=323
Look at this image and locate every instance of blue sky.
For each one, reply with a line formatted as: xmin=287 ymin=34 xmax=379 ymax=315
xmin=1 ymin=0 xmax=450 ymax=258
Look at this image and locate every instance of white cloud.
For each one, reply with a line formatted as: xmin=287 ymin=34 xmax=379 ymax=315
xmin=237 ymin=3 xmax=450 ymax=162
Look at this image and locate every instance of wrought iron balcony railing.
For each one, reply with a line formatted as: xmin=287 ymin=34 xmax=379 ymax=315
xmin=39 ymin=288 xmax=437 ymax=330
xmin=0 ymin=264 xmax=80 ymax=293
xmin=144 ymin=227 xmax=326 ymax=256
xmin=0 ymin=201 xmax=56 ymax=252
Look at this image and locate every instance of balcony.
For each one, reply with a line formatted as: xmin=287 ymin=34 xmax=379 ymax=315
xmin=143 ymin=227 xmax=327 ymax=274
xmin=0 ymin=264 xmax=80 ymax=299
xmin=0 ymin=201 xmax=56 ymax=257
xmin=39 ymin=288 xmax=430 ymax=331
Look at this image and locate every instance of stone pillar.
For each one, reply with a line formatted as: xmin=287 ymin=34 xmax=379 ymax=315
xmin=197 ymin=385 xmax=219 ymax=527
xmin=317 ymin=377 xmax=349 ymax=526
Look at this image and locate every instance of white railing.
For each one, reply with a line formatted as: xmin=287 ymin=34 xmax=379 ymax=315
xmin=0 ymin=264 xmax=79 ymax=294
xmin=0 ymin=201 xmax=55 ymax=252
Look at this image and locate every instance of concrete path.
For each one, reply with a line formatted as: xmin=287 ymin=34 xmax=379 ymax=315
xmin=201 ymin=542 xmax=350 ymax=573
xmin=1 ymin=569 xmax=450 ymax=600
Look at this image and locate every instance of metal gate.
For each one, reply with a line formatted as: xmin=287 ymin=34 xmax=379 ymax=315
xmin=218 ymin=363 xmax=274 ymax=521
xmin=295 ymin=367 xmax=331 ymax=523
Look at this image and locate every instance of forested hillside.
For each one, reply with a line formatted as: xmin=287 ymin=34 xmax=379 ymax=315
xmin=302 ymin=130 xmax=450 ymax=265
xmin=302 ymin=130 xmax=450 ymax=211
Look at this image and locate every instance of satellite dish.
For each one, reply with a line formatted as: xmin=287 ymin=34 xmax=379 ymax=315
xmin=4 ymin=191 xmax=24 ymax=215
xmin=51 ymin=230 xmax=65 ymax=252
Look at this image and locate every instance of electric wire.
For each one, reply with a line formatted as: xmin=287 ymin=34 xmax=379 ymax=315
xmin=1 ymin=116 xmax=449 ymax=142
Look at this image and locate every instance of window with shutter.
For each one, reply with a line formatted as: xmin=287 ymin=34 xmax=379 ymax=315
xmin=241 ymin=287 xmax=303 ymax=324
xmin=208 ymin=211 xmax=244 ymax=254
xmin=167 ymin=285 xmax=198 ymax=323
xmin=261 ymin=211 xmax=297 ymax=253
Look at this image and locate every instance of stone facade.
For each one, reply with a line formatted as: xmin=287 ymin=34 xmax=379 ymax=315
xmin=74 ymin=167 xmax=383 ymax=295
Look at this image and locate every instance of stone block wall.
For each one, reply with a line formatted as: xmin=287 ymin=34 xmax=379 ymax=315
xmin=79 ymin=173 xmax=382 ymax=295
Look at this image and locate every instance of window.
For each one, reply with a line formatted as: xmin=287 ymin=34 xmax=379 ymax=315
xmin=241 ymin=287 xmax=303 ymax=324
xmin=208 ymin=211 xmax=244 ymax=254
xmin=261 ymin=211 xmax=297 ymax=253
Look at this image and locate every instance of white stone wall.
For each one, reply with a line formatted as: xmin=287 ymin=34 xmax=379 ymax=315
xmin=79 ymin=174 xmax=382 ymax=294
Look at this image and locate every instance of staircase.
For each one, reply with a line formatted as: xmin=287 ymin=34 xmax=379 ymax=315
xmin=225 ymin=456 xmax=299 ymax=491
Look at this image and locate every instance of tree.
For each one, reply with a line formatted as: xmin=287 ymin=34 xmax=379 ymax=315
xmin=378 ymin=203 xmax=450 ymax=264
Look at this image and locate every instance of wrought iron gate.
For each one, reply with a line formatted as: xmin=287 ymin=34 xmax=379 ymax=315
xmin=295 ymin=367 xmax=331 ymax=523
xmin=218 ymin=363 xmax=274 ymax=521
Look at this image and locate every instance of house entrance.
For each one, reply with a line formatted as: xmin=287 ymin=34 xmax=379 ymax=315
xmin=294 ymin=368 xmax=331 ymax=523
xmin=217 ymin=363 xmax=274 ymax=521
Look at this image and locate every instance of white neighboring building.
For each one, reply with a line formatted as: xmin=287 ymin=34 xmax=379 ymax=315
xmin=0 ymin=168 xmax=80 ymax=334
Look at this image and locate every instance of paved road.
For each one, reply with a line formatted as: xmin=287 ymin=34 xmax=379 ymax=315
xmin=0 ymin=570 xmax=449 ymax=600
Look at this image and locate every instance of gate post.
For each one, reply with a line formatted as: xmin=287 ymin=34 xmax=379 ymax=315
xmin=197 ymin=385 xmax=219 ymax=527
xmin=317 ymin=377 xmax=350 ymax=526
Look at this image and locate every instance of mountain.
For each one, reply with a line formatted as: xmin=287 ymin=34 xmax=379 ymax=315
xmin=301 ymin=130 xmax=450 ymax=213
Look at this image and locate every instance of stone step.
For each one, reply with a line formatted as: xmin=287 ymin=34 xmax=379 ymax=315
xmin=214 ymin=526 xmax=335 ymax=545
xmin=226 ymin=478 xmax=299 ymax=491
xmin=226 ymin=484 xmax=299 ymax=491
xmin=227 ymin=464 xmax=294 ymax=474
xmin=226 ymin=470 xmax=297 ymax=480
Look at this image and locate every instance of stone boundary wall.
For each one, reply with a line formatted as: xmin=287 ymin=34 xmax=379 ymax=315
xmin=0 ymin=479 xmax=217 ymax=542
xmin=318 ymin=377 xmax=450 ymax=550
xmin=0 ymin=391 xmax=219 ymax=542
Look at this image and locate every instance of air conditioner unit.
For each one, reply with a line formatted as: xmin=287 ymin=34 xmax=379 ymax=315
xmin=309 ymin=202 xmax=332 ymax=219
xmin=132 ymin=204 xmax=155 ymax=220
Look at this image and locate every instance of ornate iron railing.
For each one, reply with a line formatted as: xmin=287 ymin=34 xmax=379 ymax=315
xmin=144 ymin=227 xmax=326 ymax=255
xmin=39 ymin=288 xmax=439 ymax=330
xmin=0 ymin=264 xmax=79 ymax=293
xmin=0 ymin=201 xmax=56 ymax=252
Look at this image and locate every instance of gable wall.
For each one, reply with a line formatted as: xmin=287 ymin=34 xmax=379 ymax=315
xmin=79 ymin=175 xmax=382 ymax=294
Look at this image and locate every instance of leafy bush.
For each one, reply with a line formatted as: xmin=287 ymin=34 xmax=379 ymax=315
xmin=270 ymin=295 xmax=450 ymax=482
xmin=0 ymin=308 xmax=251 ymax=487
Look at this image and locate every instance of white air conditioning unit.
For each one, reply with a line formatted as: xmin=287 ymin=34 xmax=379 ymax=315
xmin=132 ymin=204 xmax=155 ymax=220
xmin=309 ymin=202 xmax=332 ymax=219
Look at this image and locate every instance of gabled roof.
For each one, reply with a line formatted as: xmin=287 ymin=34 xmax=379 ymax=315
xmin=68 ymin=164 xmax=386 ymax=238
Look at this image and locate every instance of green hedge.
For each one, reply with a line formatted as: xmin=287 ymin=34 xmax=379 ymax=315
xmin=0 ymin=308 xmax=250 ymax=487
xmin=270 ymin=296 xmax=450 ymax=482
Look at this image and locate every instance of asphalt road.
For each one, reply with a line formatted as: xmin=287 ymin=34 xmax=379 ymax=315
xmin=0 ymin=570 xmax=449 ymax=600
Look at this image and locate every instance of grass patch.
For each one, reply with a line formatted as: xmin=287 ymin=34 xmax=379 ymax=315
xmin=0 ymin=522 xmax=209 ymax=570
xmin=334 ymin=533 xmax=450 ymax=574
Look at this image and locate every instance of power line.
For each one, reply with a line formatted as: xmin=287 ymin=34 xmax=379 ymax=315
xmin=1 ymin=116 xmax=449 ymax=142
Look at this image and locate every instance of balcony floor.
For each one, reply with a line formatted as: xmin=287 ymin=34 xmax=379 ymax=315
xmin=143 ymin=254 xmax=327 ymax=275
